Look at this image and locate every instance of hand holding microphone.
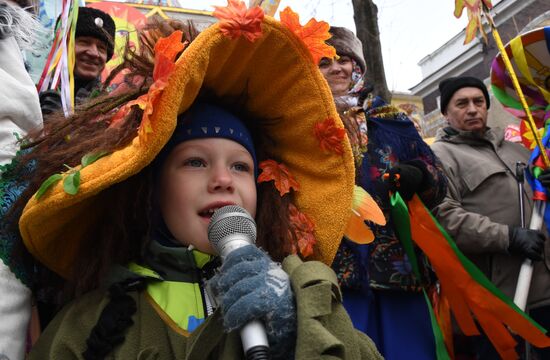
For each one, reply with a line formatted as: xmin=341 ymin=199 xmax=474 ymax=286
xmin=207 ymin=206 xmax=296 ymax=360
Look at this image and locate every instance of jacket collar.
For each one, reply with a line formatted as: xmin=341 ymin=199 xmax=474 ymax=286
xmin=435 ymin=126 xmax=504 ymax=147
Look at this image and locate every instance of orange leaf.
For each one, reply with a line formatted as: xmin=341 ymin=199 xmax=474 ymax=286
xmin=213 ymin=0 xmax=264 ymax=42
xmin=153 ymin=55 xmax=176 ymax=83
xmin=153 ymin=32 xmax=185 ymax=82
xmin=257 ymin=159 xmax=300 ymax=196
xmin=137 ymin=83 xmax=166 ymax=141
xmin=288 ymin=204 xmax=316 ymax=258
xmin=314 ymin=117 xmax=346 ymax=155
xmin=154 ymin=30 xmax=185 ymax=63
xmin=279 ymin=7 xmax=336 ymax=64
xmin=344 ymin=212 xmax=375 ymax=244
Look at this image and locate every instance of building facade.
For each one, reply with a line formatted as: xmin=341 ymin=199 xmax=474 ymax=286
xmin=410 ymin=0 xmax=550 ymax=137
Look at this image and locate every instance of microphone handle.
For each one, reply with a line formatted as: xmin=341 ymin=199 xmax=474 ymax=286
xmin=214 ymin=235 xmax=271 ymax=359
xmin=240 ymin=319 xmax=270 ymax=360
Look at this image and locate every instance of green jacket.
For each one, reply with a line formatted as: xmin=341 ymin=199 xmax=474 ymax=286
xmin=30 ymin=255 xmax=382 ymax=359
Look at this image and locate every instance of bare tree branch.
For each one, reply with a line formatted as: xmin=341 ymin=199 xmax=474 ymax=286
xmin=351 ymin=0 xmax=391 ymax=101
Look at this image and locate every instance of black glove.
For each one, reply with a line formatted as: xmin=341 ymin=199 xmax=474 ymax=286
xmin=538 ymin=169 xmax=550 ymax=191
xmin=508 ymin=226 xmax=546 ymax=261
xmin=386 ymin=162 xmax=425 ymax=200
xmin=39 ymin=90 xmax=62 ymax=115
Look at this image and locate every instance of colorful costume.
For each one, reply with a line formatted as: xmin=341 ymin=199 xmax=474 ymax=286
xmin=332 ymin=97 xmax=446 ymax=359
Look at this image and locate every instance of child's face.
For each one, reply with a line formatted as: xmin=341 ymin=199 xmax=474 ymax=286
xmin=159 ymin=138 xmax=257 ymax=254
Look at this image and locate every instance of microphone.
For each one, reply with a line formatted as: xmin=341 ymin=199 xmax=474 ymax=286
xmin=208 ymin=205 xmax=270 ymax=360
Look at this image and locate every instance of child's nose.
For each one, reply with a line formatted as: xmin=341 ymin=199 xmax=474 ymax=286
xmin=208 ymin=167 xmax=234 ymax=192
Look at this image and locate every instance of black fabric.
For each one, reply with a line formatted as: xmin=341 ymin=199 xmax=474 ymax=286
xmin=82 ymin=278 xmax=146 ymax=360
xmin=39 ymin=78 xmax=101 ymax=117
xmin=508 ymin=226 xmax=546 ymax=261
xmin=385 ymin=162 xmax=424 ymax=201
xmin=39 ymin=90 xmax=62 ymax=115
xmin=438 ymin=76 xmax=490 ymax=113
xmin=75 ymin=7 xmax=115 ymax=60
xmin=537 ymin=169 xmax=550 ymax=191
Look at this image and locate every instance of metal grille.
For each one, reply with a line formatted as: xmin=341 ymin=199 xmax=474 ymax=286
xmin=208 ymin=205 xmax=257 ymax=247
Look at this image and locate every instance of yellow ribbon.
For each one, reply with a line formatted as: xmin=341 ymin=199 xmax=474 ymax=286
xmin=510 ymin=36 xmax=550 ymax=104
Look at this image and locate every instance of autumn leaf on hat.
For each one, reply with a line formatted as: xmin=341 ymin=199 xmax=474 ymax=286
xmin=314 ymin=117 xmax=346 ymax=155
xmin=257 ymin=159 xmax=300 ymax=196
xmin=279 ymin=7 xmax=336 ymax=64
xmin=454 ymin=0 xmax=493 ymax=44
xmin=288 ymin=203 xmax=317 ymax=258
xmin=108 ymin=31 xmax=185 ymax=140
xmin=213 ymin=0 xmax=264 ymax=42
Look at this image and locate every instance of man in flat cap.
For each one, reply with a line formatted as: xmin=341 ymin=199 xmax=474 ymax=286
xmin=39 ymin=6 xmax=115 ymax=115
xmin=432 ymin=76 xmax=550 ymax=358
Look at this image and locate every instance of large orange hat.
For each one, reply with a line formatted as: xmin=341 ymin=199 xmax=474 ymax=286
xmin=19 ymin=3 xmax=355 ymax=278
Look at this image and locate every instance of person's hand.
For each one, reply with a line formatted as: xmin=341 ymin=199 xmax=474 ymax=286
xmin=39 ymin=90 xmax=62 ymax=115
xmin=537 ymin=169 xmax=550 ymax=192
xmin=508 ymin=226 xmax=546 ymax=261
xmin=208 ymin=245 xmax=296 ymax=359
xmin=385 ymin=162 xmax=424 ymax=200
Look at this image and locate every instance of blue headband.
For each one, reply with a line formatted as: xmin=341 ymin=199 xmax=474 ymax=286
xmin=157 ymin=102 xmax=257 ymax=174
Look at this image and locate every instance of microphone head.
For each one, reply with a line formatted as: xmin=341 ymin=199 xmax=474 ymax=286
xmin=208 ymin=205 xmax=257 ymax=254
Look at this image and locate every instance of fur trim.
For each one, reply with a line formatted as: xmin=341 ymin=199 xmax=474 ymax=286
xmin=326 ymin=26 xmax=366 ymax=73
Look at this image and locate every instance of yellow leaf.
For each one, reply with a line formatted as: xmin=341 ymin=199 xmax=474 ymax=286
xmin=353 ymin=185 xmax=386 ymax=225
xmin=453 ymin=0 xmax=493 ymax=44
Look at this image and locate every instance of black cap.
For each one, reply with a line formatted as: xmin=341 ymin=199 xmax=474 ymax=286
xmin=439 ymin=76 xmax=490 ymax=114
xmin=76 ymin=7 xmax=115 ymax=61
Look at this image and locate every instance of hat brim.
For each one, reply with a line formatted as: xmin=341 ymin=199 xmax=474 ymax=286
xmin=20 ymin=17 xmax=355 ymax=278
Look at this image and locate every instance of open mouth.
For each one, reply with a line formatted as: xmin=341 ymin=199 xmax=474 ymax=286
xmin=198 ymin=202 xmax=236 ymax=220
xmin=198 ymin=208 xmax=218 ymax=219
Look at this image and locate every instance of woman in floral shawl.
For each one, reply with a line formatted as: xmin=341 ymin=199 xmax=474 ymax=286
xmin=320 ymin=25 xmax=447 ymax=360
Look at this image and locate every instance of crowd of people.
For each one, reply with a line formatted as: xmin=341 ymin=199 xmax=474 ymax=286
xmin=1 ymin=1 xmax=550 ymax=359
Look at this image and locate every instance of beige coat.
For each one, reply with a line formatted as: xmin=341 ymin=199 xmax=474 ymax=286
xmin=431 ymin=127 xmax=550 ymax=310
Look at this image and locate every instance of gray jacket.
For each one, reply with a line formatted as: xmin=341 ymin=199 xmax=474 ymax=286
xmin=431 ymin=126 xmax=550 ymax=310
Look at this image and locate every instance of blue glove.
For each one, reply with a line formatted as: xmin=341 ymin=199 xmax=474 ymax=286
xmin=208 ymin=245 xmax=296 ymax=359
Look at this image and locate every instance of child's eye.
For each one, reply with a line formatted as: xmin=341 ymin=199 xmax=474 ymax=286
xmin=233 ymin=162 xmax=251 ymax=172
xmin=183 ymin=158 xmax=206 ymax=167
